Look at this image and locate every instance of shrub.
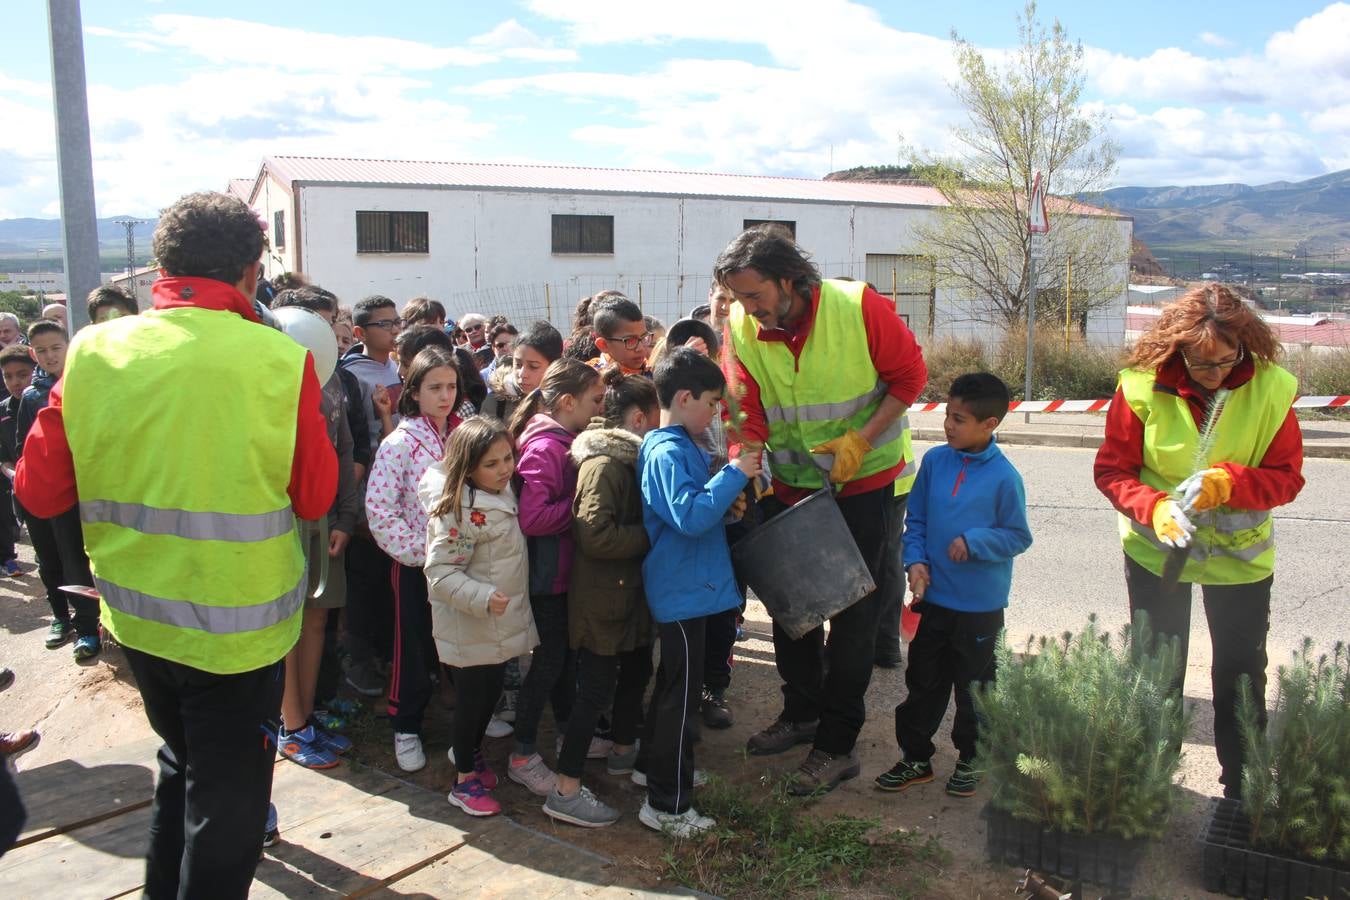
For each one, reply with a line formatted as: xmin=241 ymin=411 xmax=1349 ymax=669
xmin=919 ymin=328 xmax=1123 ymax=401
xmin=1238 ymin=640 xmax=1350 ymax=865
xmin=975 ymin=614 xmax=1189 ymax=841
xmin=1284 ymin=348 xmax=1350 ymax=397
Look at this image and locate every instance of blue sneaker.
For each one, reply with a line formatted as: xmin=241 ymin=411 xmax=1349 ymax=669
xmin=307 ymin=716 xmax=352 ymax=754
xmin=310 ymin=707 xmax=347 ymax=731
xmin=3 ymin=559 xmax=21 ymax=577
xmin=278 ymin=725 xmax=340 ymax=769
xmin=321 ymin=697 xmax=362 ymax=718
xmin=72 ymin=634 xmax=101 ymax=660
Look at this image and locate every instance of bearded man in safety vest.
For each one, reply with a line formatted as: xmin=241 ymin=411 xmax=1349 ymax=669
xmin=17 ymin=192 xmax=337 ymax=898
xmin=716 ymin=226 xmax=927 ymax=796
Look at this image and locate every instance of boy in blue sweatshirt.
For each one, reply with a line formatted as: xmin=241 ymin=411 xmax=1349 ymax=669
xmin=876 ymin=373 xmax=1032 ymax=798
xmin=636 ymin=347 xmax=759 ymax=838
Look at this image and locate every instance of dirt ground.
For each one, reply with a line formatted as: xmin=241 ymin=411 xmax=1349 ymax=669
xmin=1 ymin=536 xmax=1234 ymax=899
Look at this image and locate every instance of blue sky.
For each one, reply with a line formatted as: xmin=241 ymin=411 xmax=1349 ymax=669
xmin=2 ymin=0 xmax=1348 ymax=218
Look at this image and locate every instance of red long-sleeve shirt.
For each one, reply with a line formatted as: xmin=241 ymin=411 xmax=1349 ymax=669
xmin=15 ymin=277 xmax=336 ymax=520
xmin=728 ymin=284 xmax=928 ymax=504
xmin=1093 ymin=354 xmax=1304 ymax=525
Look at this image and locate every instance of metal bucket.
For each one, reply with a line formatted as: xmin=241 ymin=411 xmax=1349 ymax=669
xmin=731 ymin=488 xmax=876 ymax=639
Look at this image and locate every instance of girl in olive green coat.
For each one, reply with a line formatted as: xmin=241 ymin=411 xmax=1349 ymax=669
xmin=544 ymin=369 xmax=659 ymax=828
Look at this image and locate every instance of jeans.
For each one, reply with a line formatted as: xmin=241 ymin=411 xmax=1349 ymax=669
xmin=123 ymin=646 xmax=283 ymax=899
xmin=893 ymin=605 xmax=1003 ymax=762
xmin=557 ymin=646 xmax=653 ymax=778
xmin=768 ymin=484 xmax=895 ymax=754
xmin=1123 ymin=554 xmax=1271 ymax=795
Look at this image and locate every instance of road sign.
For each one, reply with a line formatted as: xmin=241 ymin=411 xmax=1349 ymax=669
xmin=1029 ymin=232 xmax=1047 ymax=261
xmin=1028 ymin=171 xmax=1049 ymax=234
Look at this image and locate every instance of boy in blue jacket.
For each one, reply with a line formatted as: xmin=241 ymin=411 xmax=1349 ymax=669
xmin=876 ymin=373 xmax=1032 ymax=798
xmin=636 ymin=347 xmax=759 ymax=837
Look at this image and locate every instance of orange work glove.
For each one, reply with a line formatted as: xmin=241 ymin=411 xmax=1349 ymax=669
xmin=1176 ymin=467 xmax=1233 ymax=512
xmin=1151 ymin=498 xmax=1195 ymax=548
xmin=810 ymin=429 xmax=873 ymax=484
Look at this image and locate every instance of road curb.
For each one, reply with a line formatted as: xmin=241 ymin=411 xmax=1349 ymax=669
xmin=913 ymin=429 xmax=1350 ymax=459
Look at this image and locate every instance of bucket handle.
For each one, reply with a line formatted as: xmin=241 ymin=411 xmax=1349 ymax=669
xmin=811 ymin=454 xmax=845 ymax=494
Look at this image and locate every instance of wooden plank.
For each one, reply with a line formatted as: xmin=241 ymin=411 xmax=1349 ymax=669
xmin=250 ymin=762 xmax=477 ymax=897
xmin=14 ymin=736 xmax=161 ymax=846
xmin=0 ymin=805 xmax=150 ymax=900
xmin=371 ymin=819 xmax=627 ymax=899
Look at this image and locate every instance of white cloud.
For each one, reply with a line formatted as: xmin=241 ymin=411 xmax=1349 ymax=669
xmin=1198 ymin=31 xmax=1230 ymax=48
xmin=469 ymin=18 xmax=578 ymax=62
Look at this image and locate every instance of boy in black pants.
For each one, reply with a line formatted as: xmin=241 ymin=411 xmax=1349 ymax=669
xmin=15 ymin=321 xmax=101 ymax=660
xmin=635 ymin=348 xmax=759 ymax=837
xmin=876 ymin=374 xmax=1032 ymax=797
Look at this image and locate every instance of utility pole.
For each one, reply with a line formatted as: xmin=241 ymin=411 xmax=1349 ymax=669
xmin=1025 ymin=172 xmax=1049 ymax=423
xmin=113 ymin=218 xmax=141 ymax=306
xmin=46 ymin=0 xmax=99 ymax=333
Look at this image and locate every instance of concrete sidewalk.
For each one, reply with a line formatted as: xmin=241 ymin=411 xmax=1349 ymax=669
xmin=908 ymin=410 xmax=1350 ymax=459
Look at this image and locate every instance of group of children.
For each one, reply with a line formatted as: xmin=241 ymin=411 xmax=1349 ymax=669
xmin=5 ymin=280 xmax=1036 ymax=842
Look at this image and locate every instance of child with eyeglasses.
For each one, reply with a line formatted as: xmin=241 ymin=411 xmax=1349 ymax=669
xmin=587 ymin=296 xmax=654 ymax=377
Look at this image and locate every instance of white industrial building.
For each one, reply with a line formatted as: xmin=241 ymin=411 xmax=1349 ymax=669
xmin=235 ymin=156 xmax=1131 ymax=341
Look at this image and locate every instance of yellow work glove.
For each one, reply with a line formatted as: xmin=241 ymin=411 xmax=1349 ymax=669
xmin=1176 ymin=467 xmax=1233 ymax=512
xmin=1151 ymin=498 xmax=1195 ymax=548
xmin=810 ymin=429 xmax=873 ymax=484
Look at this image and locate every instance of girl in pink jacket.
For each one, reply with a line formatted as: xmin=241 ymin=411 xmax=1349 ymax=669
xmin=503 ymin=358 xmax=603 ymax=796
xmin=366 ymin=347 xmax=462 ymax=773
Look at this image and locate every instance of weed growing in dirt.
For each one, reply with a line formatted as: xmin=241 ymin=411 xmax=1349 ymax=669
xmin=657 ymin=775 xmax=949 ymax=898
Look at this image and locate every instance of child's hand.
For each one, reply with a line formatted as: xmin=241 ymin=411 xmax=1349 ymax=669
xmin=947 ymin=536 xmax=969 ymax=562
xmin=329 ymin=529 xmax=350 ymax=557
xmin=372 ymin=384 xmax=393 ymax=418
xmin=732 ymin=452 xmax=761 ymax=480
xmin=729 ymin=493 xmax=747 ymax=520
xmin=489 ymin=591 xmax=510 ymax=616
xmin=682 ymin=336 xmax=709 ymax=355
xmin=907 ymin=563 xmax=930 ymax=600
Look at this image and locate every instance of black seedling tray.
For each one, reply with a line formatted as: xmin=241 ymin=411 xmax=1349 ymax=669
xmin=984 ymin=802 xmax=1148 ymax=891
xmin=1200 ymin=797 xmax=1350 ymax=899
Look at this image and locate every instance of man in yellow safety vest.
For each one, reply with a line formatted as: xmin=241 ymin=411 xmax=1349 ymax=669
xmin=17 ymin=192 xmax=337 ymax=898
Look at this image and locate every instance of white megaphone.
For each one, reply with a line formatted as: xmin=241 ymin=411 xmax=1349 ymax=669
xmin=269 ymin=305 xmax=338 ymax=601
xmin=272 ymin=306 xmax=338 ymax=384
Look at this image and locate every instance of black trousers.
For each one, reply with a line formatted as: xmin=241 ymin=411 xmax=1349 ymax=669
xmin=701 ymin=608 xmax=737 ymax=692
xmin=557 ymin=646 xmax=653 ymax=778
xmin=123 ymin=646 xmax=283 ymax=900
xmin=21 ymin=504 xmax=99 ymax=637
xmin=894 ymin=604 xmax=1004 ymax=762
xmin=875 ymin=492 xmax=909 ymax=657
xmin=344 ymin=534 xmax=394 ymax=665
xmin=388 ymin=563 xmax=436 ymax=734
xmin=449 ymin=663 xmax=506 ymax=773
xmin=0 ymin=481 xmax=17 ymax=563
xmin=769 ymin=484 xmax=894 ymax=754
xmin=637 ymin=617 xmax=706 ymax=814
xmin=1124 ymin=554 xmax=1271 ymax=794
xmin=512 ymin=592 xmax=575 ymax=756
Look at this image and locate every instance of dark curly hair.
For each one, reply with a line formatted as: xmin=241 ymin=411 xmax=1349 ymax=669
xmin=713 ymin=224 xmax=820 ymax=304
xmin=152 ymin=191 xmax=266 ymax=285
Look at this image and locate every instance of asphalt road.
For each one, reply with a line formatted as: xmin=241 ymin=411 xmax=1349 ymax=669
xmin=913 ymin=441 xmax=1350 ymax=693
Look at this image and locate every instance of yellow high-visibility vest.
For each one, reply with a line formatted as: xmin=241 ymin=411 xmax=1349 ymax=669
xmin=62 ymin=306 xmax=307 ymax=673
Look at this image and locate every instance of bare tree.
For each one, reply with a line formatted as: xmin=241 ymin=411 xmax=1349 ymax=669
xmin=910 ymin=2 xmax=1127 ymax=330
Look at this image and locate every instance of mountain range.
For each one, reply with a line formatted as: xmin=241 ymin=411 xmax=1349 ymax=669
xmin=1089 ymin=169 xmax=1350 ymax=255
xmin=0 ymin=217 xmax=157 ymax=261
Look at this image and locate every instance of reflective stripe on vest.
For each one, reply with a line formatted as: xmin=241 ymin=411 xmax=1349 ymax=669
xmin=1115 ymin=362 xmax=1297 ymax=585
xmin=60 ymin=306 xmax=307 ymax=674
xmin=96 ymin=572 xmax=306 ymax=633
xmin=730 ymin=279 xmax=908 ymax=489
xmin=81 ymin=500 xmax=295 ymax=543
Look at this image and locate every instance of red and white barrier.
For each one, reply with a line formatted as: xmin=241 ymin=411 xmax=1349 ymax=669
xmin=911 ymin=395 xmax=1350 ymax=413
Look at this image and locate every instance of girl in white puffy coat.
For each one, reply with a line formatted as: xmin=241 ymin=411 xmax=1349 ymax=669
xmin=365 ymin=348 xmax=461 ymax=773
xmin=422 ymin=416 xmax=538 ymax=817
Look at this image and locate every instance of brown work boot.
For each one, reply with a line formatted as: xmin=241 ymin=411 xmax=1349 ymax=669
xmin=746 ymin=716 xmax=817 ymax=755
xmin=786 ymin=747 xmax=861 ymax=796
xmin=0 ymin=729 xmax=39 ymax=758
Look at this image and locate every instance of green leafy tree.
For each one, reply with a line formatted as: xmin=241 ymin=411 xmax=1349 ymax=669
xmin=0 ymin=290 xmax=41 ymax=322
xmin=908 ymin=2 xmax=1126 ymax=329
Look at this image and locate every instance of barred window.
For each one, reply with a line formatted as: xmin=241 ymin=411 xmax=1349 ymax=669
xmin=551 ymin=215 xmax=614 ymax=254
xmin=356 ymin=211 xmax=429 ymax=254
xmin=743 ymin=219 xmax=797 ymax=238
xmin=273 ymin=210 xmax=285 ymax=250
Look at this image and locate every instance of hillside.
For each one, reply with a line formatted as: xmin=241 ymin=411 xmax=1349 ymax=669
xmin=1092 ymin=169 xmax=1350 ymax=254
xmin=0 ymin=216 xmax=157 ymax=260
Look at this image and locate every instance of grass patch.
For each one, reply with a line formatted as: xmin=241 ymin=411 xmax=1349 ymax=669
xmin=921 ymin=328 xmax=1123 ymax=402
xmin=658 ymin=776 xmax=950 ymax=898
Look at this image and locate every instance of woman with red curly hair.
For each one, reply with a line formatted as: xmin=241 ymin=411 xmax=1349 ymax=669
xmin=1094 ymin=282 xmax=1304 ymax=799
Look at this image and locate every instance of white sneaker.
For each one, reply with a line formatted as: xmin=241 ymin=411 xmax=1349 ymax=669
xmin=631 ymin=768 xmax=708 ymax=788
xmin=484 ymin=716 xmax=514 ymax=739
xmin=638 ymin=799 xmax=716 ymax=838
xmin=506 ymin=752 xmax=557 ymax=796
xmin=394 ymin=732 xmax=425 ymax=772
